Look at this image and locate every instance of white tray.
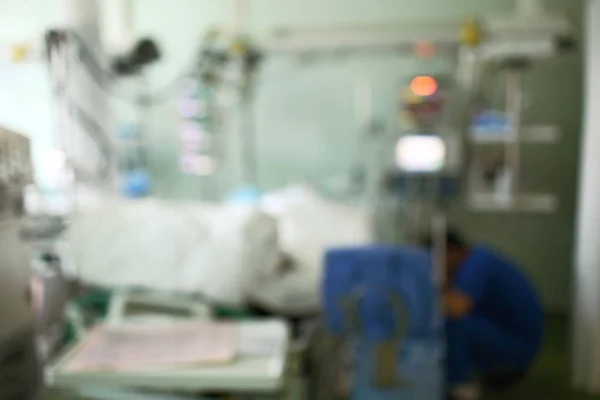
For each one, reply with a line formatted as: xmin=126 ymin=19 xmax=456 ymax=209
xmin=46 ymin=320 xmax=289 ymax=394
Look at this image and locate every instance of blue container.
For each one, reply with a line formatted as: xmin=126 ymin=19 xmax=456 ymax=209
xmin=323 ymin=246 xmax=443 ymax=400
xmin=324 ymin=246 xmax=440 ymax=341
xmin=122 ymin=170 xmax=152 ymax=198
xmin=353 ymin=339 xmax=444 ymax=400
xmin=227 ymin=185 xmax=263 ymax=205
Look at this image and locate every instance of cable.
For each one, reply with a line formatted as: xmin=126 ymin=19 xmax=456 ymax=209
xmin=68 ymin=32 xmax=115 ymax=86
xmin=62 ymin=30 xmax=214 ymax=105
xmin=48 ymin=32 xmax=141 ymax=105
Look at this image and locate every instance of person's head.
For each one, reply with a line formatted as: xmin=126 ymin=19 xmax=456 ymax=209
xmin=420 ymin=228 xmax=470 ymax=273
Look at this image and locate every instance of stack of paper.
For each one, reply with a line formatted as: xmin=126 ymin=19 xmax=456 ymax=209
xmin=67 ymin=322 xmax=236 ymax=371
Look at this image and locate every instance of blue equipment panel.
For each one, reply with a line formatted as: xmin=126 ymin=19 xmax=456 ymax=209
xmin=323 ymin=246 xmax=443 ymax=399
xmin=324 ymin=246 xmax=439 ymax=340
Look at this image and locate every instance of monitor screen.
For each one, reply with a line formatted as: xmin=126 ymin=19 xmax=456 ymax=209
xmin=396 ymin=135 xmax=446 ymax=173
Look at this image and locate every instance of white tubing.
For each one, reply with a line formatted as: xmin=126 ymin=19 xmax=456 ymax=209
xmin=231 ymin=0 xmax=250 ymax=35
xmin=53 ymin=0 xmax=102 ymax=51
xmin=516 ymin=0 xmax=545 ymax=17
xmin=101 ymin=0 xmax=135 ymax=56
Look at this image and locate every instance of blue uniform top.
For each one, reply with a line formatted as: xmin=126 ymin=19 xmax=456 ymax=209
xmin=454 ymin=245 xmax=544 ymax=350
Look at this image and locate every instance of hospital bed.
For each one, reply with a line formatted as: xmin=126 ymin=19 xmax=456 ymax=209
xmin=38 ymin=188 xmax=367 ymax=399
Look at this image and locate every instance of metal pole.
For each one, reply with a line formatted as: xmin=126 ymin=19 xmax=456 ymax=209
xmin=431 ymin=209 xmax=447 ymax=290
xmin=241 ymin=87 xmax=259 ymax=186
xmin=505 ymin=68 xmax=524 ymax=204
xmin=353 ymin=78 xmax=378 ymax=206
xmin=101 ymin=0 xmax=135 ymax=57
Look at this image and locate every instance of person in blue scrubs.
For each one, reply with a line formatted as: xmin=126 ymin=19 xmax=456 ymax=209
xmin=423 ymin=230 xmax=544 ymax=400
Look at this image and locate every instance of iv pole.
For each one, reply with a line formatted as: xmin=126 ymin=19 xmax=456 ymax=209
xmin=229 ymin=0 xmax=260 ymax=190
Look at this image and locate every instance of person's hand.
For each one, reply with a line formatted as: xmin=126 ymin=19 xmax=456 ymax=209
xmin=444 ymin=289 xmax=473 ymax=319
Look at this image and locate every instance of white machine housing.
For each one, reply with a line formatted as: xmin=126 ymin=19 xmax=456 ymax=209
xmin=0 ymin=127 xmax=38 ymax=400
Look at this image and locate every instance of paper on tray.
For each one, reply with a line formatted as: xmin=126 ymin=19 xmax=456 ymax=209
xmin=67 ymin=322 xmax=236 ymax=371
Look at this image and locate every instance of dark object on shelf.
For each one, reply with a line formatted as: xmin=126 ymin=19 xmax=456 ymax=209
xmin=113 ymin=38 xmax=162 ymax=76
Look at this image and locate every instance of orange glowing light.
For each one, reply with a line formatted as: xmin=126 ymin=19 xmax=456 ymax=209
xmin=410 ymin=76 xmax=438 ymax=97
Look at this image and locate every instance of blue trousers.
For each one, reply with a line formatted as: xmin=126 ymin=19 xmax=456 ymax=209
xmin=446 ymin=316 xmax=535 ymax=385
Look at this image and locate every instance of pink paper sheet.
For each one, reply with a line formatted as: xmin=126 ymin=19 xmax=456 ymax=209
xmin=67 ymin=322 xmax=236 ymax=371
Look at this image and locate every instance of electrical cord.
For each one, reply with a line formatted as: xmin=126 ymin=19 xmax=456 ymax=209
xmin=61 ymin=30 xmax=215 ymax=105
xmin=49 ymin=32 xmax=143 ymax=105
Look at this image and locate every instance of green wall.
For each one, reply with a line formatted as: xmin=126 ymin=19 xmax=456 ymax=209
xmin=134 ymin=0 xmax=518 ymax=199
xmin=448 ymin=1 xmax=583 ymax=312
xmin=133 ymin=0 xmax=583 ymax=311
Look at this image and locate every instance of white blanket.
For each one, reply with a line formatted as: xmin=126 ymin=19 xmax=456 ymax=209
xmin=249 ymin=185 xmax=374 ymax=314
xmin=63 ymin=186 xmax=373 ymax=313
xmin=64 ymin=199 xmax=279 ymax=307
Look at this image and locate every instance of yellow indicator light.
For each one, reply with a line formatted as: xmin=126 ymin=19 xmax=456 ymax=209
xmin=11 ymin=44 xmax=29 ymax=62
xmin=229 ymin=39 xmax=247 ymax=57
xmin=461 ymin=18 xmax=482 ymax=47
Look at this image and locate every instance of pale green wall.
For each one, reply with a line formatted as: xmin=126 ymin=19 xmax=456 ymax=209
xmin=134 ymin=0 xmax=582 ymax=310
xmin=0 ymin=64 xmax=55 ymax=185
xmin=134 ymin=0 xmax=517 ymax=198
xmin=0 ymin=1 xmax=56 ymax=186
xmin=0 ymin=0 xmax=583 ymax=311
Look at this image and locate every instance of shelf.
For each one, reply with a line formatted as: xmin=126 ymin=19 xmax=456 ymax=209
xmin=467 ymin=192 xmax=557 ymax=213
xmin=470 ymin=125 xmax=560 ymax=144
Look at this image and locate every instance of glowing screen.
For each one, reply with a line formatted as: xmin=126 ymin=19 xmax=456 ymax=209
xmin=396 ymin=135 xmax=446 ymax=173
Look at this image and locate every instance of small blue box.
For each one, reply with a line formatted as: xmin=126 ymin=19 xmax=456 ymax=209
xmin=323 ymin=246 xmax=440 ymax=341
xmin=323 ymin=246 xmax=444 ymax=400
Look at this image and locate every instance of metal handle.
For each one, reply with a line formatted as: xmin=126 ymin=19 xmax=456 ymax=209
xmin=505 ymin=68 xmax=524 ymax=203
